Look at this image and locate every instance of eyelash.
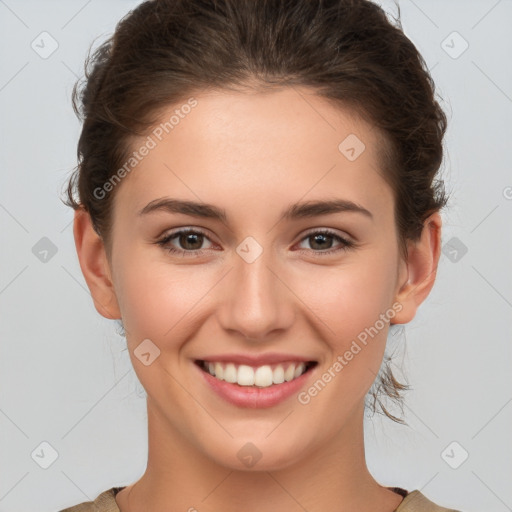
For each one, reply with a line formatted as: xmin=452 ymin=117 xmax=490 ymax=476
xmin=156 ymin=228 xmax=355 ymax=257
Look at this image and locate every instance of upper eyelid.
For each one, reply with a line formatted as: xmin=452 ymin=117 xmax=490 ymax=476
xmin=159 ymin=227 xmax=213 ymax=242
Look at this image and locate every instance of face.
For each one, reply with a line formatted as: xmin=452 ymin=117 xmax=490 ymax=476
xmin=100 ymin=86 xmax=411 ymax=470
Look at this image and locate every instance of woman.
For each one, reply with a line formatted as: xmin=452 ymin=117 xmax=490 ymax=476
xmin=61 ymin=0 xmax=461 ymax=510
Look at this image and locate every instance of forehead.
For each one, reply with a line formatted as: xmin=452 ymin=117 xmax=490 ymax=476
xmin=113 ymin=86 xmax=393 ymax=223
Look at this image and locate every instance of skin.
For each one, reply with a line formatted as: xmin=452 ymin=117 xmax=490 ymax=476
xmin=74 ymin=86 xmax=442 ymax=512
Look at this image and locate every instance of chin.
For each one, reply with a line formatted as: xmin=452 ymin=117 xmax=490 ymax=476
xmin=201 ymin=435 xmax=310 ymax=473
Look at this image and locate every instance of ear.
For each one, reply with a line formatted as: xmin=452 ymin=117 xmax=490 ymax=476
xmin=73 ymin=208 xmax=121 ymax=320
xmin=392 ymin=212 xmax=442 ymax=324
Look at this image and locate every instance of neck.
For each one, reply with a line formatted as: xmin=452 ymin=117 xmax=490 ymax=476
xmin=117 ymin=400 xmax=403 ymax=512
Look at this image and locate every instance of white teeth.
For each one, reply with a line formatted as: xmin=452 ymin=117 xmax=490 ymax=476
xmin=202 ymin=361 xmax=311 ymax=387
xmin=254 ymin=365 xmax=273 ymax=387
xmin=294 ymin=363 xmax=306 ymax=379
xmin=284 ymin=364 xmax=295 ymax=382
xmin=237 ymin=365 xmax=255 ymax=386
xmin=223 ymin=363 xmax=237 ymax=383
xmin=214 ymin=362 xmax=224 ymax=380
xmin=272 ymin=365 xmax=285 ymax=384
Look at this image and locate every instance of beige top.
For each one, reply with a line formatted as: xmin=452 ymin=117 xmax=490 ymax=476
xmin=59 ymin=486 xmax=463 ymax=511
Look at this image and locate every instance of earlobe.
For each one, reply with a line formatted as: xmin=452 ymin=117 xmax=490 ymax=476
xmin=73 ymin=208 xmax=121 ymax=320
xmin=392 ymin=212 xmax=442 ymax=325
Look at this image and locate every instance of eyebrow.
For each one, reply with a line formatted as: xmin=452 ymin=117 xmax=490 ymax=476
xmin=138 ymin=197 xmax=373 ymax=222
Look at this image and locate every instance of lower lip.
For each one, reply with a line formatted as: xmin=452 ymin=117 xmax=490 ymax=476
xmin=195 ymin=362 xmax=316 ymax=409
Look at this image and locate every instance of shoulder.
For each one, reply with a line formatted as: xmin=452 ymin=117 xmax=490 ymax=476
xmin=397 ymin=490 xmax=463 ymax=512
xmin=58 ymin=487 xmax=123 ymax=512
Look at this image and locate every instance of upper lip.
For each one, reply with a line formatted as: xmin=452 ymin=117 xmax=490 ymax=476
xmin=196 ymin=353 xmax=316 ymax=366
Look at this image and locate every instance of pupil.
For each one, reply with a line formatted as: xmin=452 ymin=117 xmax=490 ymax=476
xmin=312 ymin=234 xmax=330 ymax=250
xmin=182 ymin=233 xmax=202 ymax=250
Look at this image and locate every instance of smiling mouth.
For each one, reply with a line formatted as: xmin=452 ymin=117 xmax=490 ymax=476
xmin=195 ymin=360 xmax=318 ymax=388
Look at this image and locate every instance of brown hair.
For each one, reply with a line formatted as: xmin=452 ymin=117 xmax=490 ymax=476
xmin=63 ymin=0 xmax=448 ymax=424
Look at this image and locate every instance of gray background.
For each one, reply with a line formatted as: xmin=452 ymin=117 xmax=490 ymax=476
xmin=0 ymin=1 xmax=511 ymax=511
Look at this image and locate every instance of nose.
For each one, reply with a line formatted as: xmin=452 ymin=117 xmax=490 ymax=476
xmin=216 ymin=248 xmax=296 ymax=342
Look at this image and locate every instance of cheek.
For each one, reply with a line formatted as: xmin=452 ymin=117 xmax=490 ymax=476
xmin=112 ymin=248 xmax=215 ymax=344
xmin=293 ymin=258 xmax=399 ymax=413
xmin=301 ymin=251 xmax=398 ymax=335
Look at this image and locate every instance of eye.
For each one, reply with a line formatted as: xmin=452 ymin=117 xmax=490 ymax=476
xmin=296 ymin=229 xmax=355 ymax=256
xmin=156 ymin=228 xmax=214 ymax=257
xmin=156 ymin=227 xmax=355 ymax=258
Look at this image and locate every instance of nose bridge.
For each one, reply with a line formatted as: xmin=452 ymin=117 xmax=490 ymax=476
xmin=217 ymin=241 xmax=294 ymax=340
